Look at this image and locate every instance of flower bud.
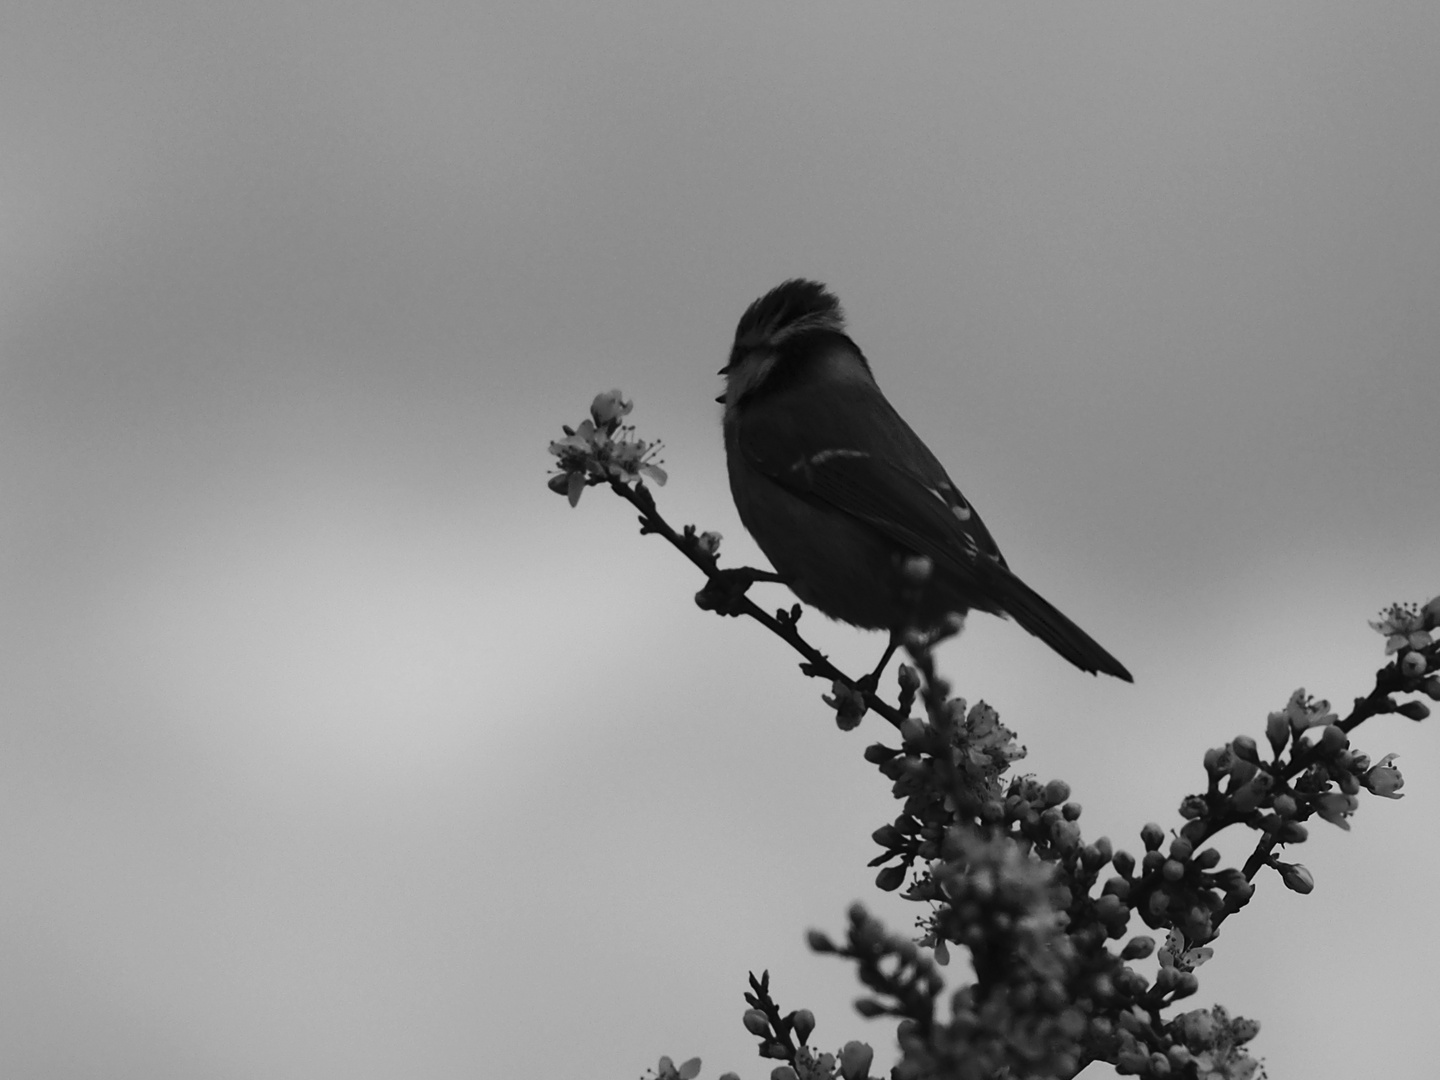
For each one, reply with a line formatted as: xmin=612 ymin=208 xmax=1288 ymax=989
xmin=1202 ymin=746 xmax=1231 ymax=776
xmin=1401 ymin=651 xmax=1429 ymax=677
xmin=1423 ymin=676 xmax=1440 ymax=700
xmin=1121 ymin=935 xmax=1156 ymax=960
xmin=1398 ymin=700 xmax=1430 ymax=721
xmin=790 ymin=1009 xmax=815 ymax=1044
xmin=1230 ymin=880 xmax=1256 ymax=906
xmin=1178 ymin=795 xmax=1207 ymax=820
xmin=589 ymin=389 xmax=633 ymax=429
xmin=1102 ymin=875 xmax=1131 ymax=900
xmin=1173 ymin=1008 xmax=1216 ymax=1044
xmin=1413 ymin=594 xmax=1440 ymax=627
xmin=1044 ymin=779 xmax=1071 ymax=807
xmin=807 ymin=929 xmax=836 ymax=953
xmin=744 ymin=1008 xmax=771 ymax=1036
xmin=875 ymin=864 xmax=907 ymax=891
xmin=1141 ymin=822 xmax=1165 ymax=851
xmin=1053 ymin=820 xmax=1083 ymax=854
xmin=838 ymin=1042 xmax=874 ymax=1080
xmin=872 ymin=824 xmax=904 ymax=850
xmin=1280 ymin=863 xmax=1314 ymax=894
xmin=1266 ymin=711 xmax=1290 ymax=755
xmin=1193 ymin=847 xmax=1220 ymax=869
xmin=1112 ymin=850 xmax=1135 ymax=877
xmin=1229 ymin=779 xmax=1263 ymax=813
xmin=1316 ymin=724 xmax=1347 ymax=755
xmin=1278 ymin=821 xmax=1309 ymax=843
xmin=863 ymin=743 xmax=899 ymax=764
xmin=1232 ymin=735 xmax=1259 ymax=762
xmin=1227 ymin=757 xmax=1258 ymax=785
xmin=1095 ymin=894 xmax=1127 ymax=922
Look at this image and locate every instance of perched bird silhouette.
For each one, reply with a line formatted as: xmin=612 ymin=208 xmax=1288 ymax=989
xmin=719 ymin=279 xmax=1132 ymax=682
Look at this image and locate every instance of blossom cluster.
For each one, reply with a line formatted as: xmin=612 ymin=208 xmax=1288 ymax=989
xmin=548 ymin=390 xmax=667 ymax=506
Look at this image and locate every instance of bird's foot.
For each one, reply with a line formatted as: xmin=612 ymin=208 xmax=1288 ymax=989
xmin=856 ymin=632 xmax=904 ymax=694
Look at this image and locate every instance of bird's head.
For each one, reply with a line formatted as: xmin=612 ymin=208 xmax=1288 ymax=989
xmin=719 ymin=279 xmax=866 ymax=409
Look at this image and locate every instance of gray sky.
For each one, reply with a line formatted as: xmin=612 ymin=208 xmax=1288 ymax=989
xmin=4 ymin=3 xmax=1438 ymax=1078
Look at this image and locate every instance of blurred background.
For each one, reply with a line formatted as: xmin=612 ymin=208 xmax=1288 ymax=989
xmin=3 ymin=3 xmax=1438 ymax=1077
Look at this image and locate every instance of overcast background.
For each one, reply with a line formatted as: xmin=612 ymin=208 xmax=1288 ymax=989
xmin=4 ymin=3 xmax=1439 ymax=1078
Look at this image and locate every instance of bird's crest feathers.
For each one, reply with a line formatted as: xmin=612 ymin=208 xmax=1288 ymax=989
xmin=732 ymin=279 xmax=846 ymax=353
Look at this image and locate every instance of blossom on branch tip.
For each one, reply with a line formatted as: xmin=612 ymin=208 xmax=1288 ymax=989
xmin=547 ymin=391 xmax=666 ymax=505
xmin=1369 ymin=601 xmax=1434 ymax=653
xmin=589 ymin=389 xmax=633 ymax=429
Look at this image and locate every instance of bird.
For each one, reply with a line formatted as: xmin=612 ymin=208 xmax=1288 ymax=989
xmin=718 ymin=278 xmax=1132 ymax=682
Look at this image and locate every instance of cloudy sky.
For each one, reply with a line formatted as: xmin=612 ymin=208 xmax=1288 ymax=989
xmin=4 ymin=3 xmax=1438 ymax=1078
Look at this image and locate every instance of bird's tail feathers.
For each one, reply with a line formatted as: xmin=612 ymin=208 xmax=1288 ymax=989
xmin=991 ymin=570 xmax=1133 ymax=682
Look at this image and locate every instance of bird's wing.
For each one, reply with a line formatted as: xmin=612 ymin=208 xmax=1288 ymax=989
xmin=734 ymin=378 xmax=1009 ymax=591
